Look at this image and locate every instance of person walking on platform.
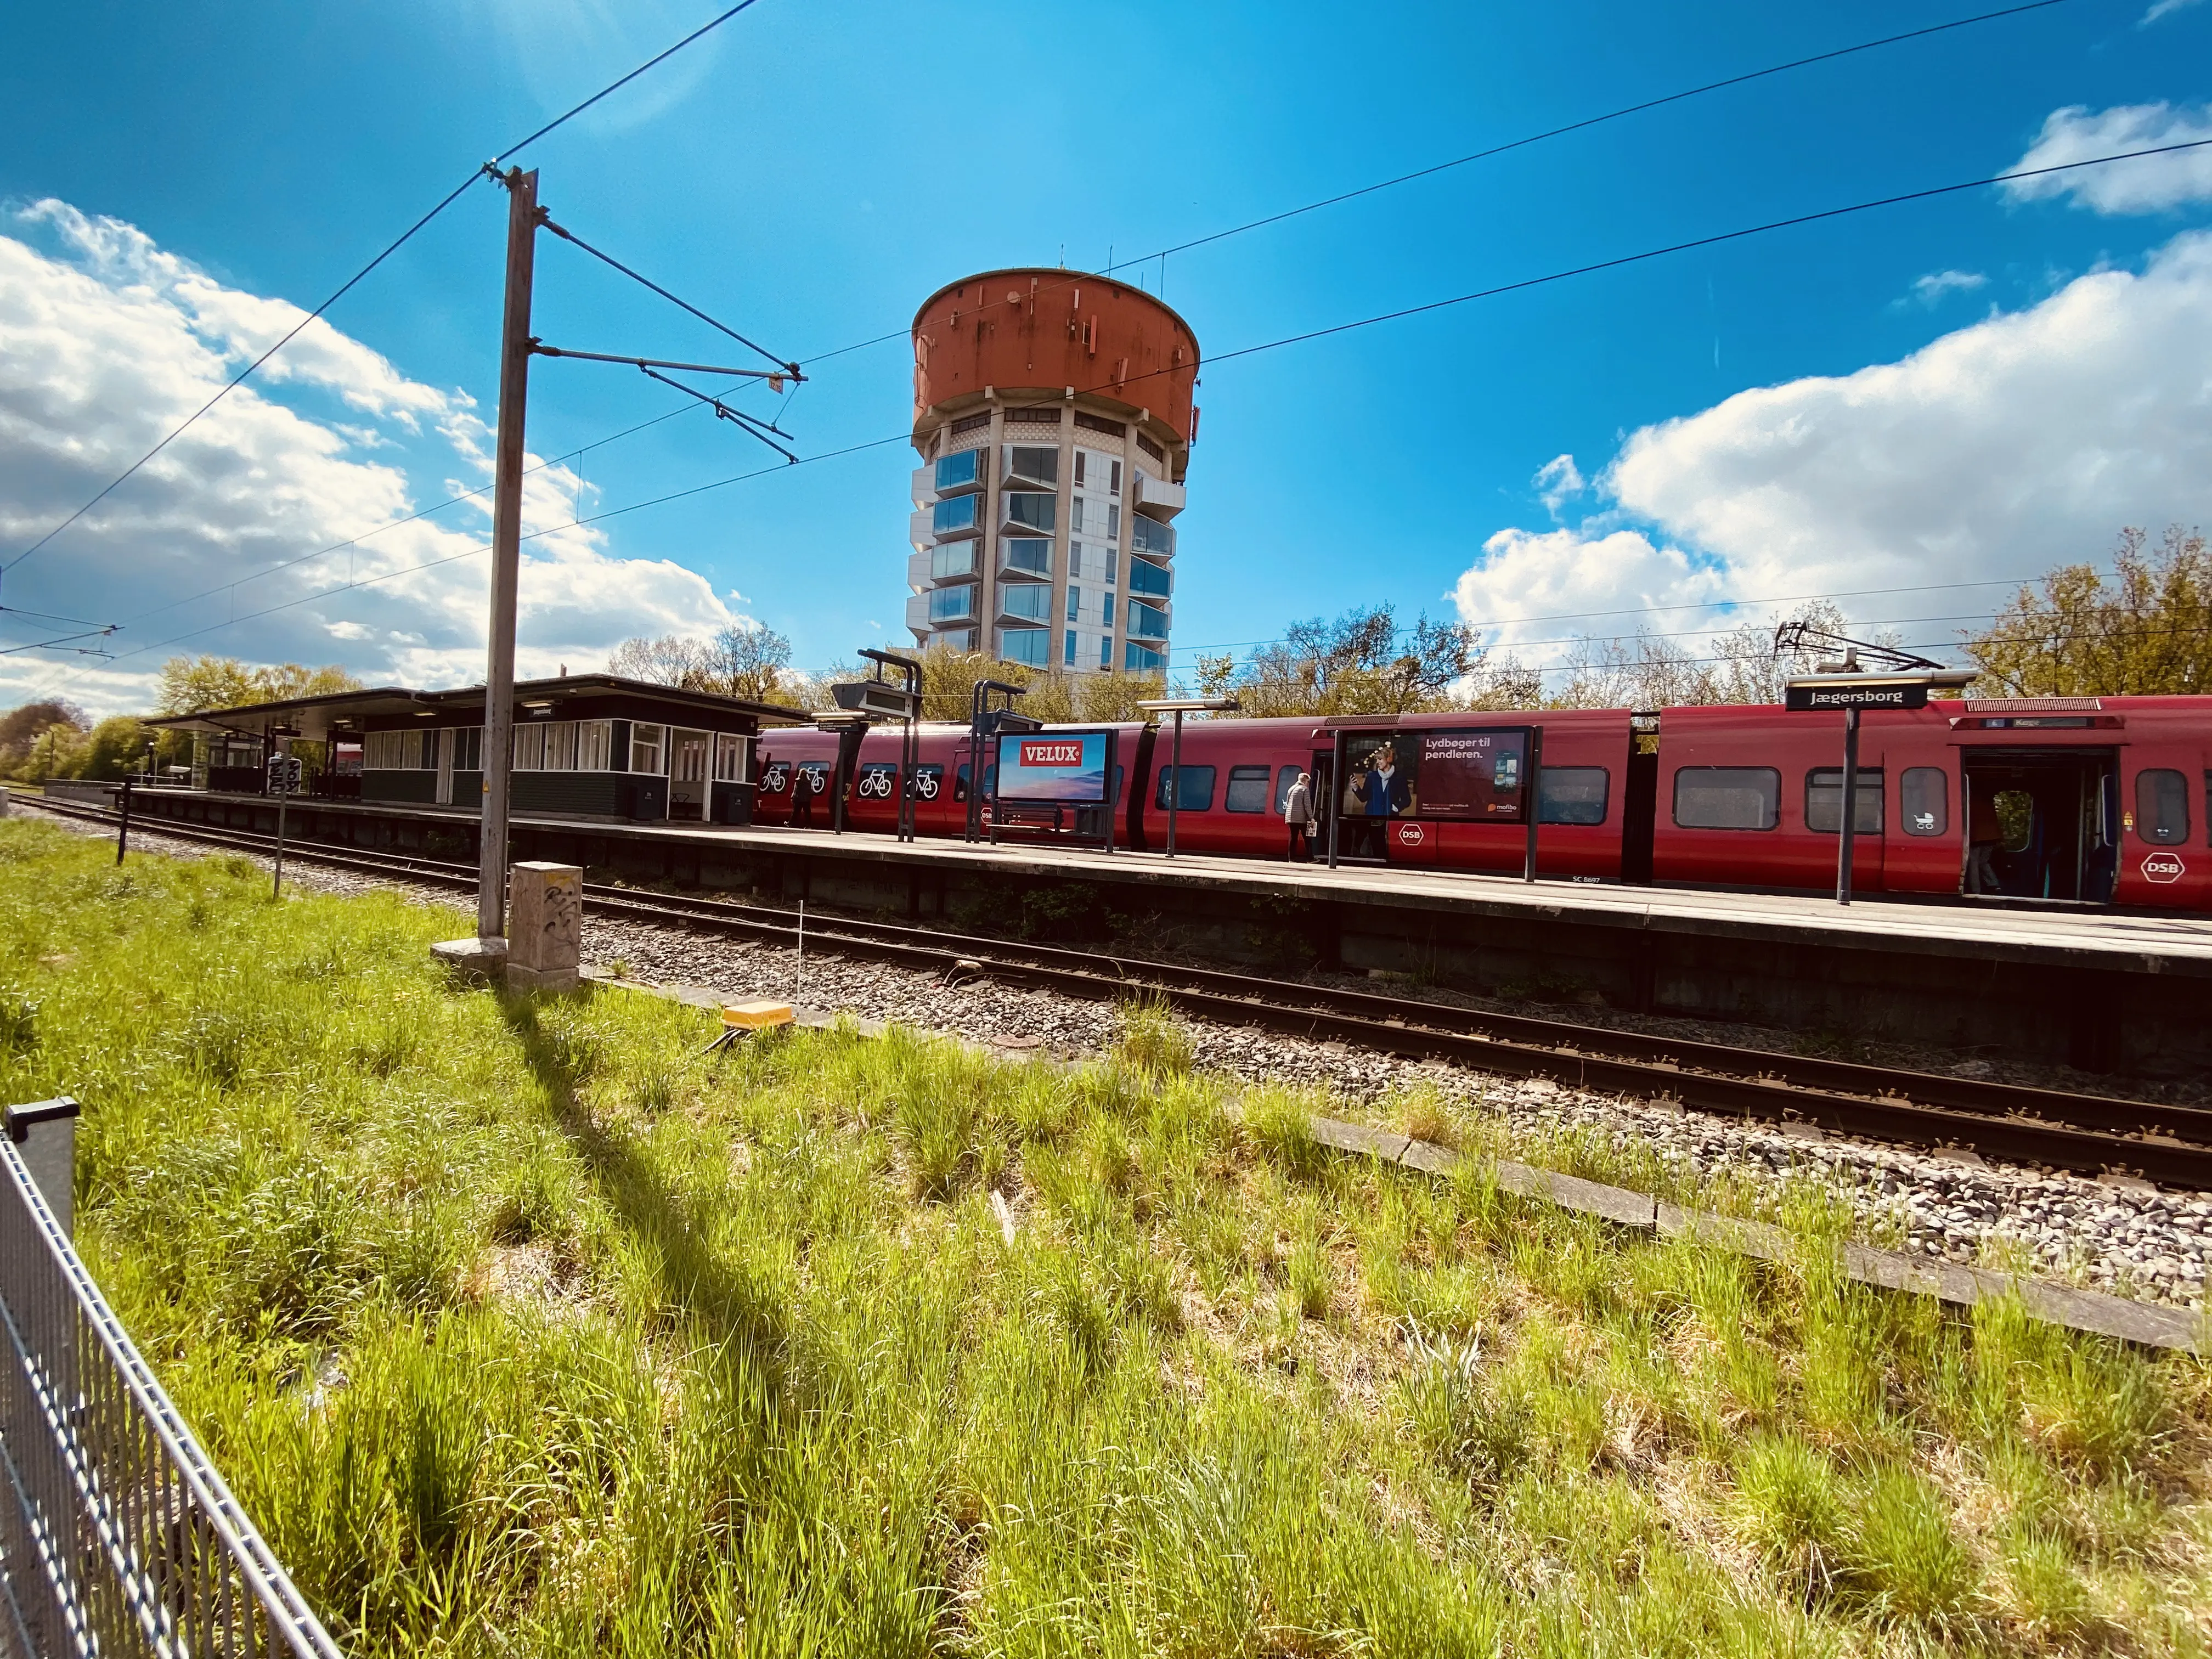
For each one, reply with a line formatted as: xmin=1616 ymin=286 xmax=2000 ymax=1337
xmin=1283 ymin=771 xmax=1315 ymax=862
xmin=1965 ymin=772 xmax=2003 ymax=894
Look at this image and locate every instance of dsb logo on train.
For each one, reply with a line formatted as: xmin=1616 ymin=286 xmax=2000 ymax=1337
xmin=2141 ymin=852 xmax=2187 ymax=884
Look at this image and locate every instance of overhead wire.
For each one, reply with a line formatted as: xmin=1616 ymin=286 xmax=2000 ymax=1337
xmin=793 ymin=0 xmax=2083 ymax=367
xmin=26 ymin=22 xmax=2193 ymax=694
xmin=74 ymin=131 xmax=2192 ymax=682
xmin=10 ymin=0 xmax=2086 ymax=634
xmin=1 ymin=0 xmax=773 ymax=576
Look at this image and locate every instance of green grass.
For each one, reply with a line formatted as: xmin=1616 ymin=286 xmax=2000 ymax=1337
xmin=2 ymin=818 xmax=2209 ymax=1658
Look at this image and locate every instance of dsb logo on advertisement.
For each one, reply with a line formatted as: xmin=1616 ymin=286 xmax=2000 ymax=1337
xmin=1020 ymin=741 xmax=1086 ymax=768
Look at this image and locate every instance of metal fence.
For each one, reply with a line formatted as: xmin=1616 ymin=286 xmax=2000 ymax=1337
xmin=1 ymin=1104 xmax=344 ymax=1659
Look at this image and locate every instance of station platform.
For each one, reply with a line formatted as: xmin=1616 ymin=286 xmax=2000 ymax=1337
xmin=124 ymin=788 xmax=2212 ymax=1076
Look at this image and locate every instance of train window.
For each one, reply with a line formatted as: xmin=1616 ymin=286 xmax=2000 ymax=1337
xmin=1538 ymin=766 xmax=1609 ymax=826
xmin=1804 ymin=769 xmax=1884 ymax=834
xmin=856 ymin=763 xmax=900 ymax=801
xmin=1275 ymin=765 xmax=1302 ymax=814
xmin=907 ymin=765 xmax=944 ymax=802
xmin=1155 ymin=765 xmax=1216 ymax=811
xmin=1224 ymin=765 xmax=1273 ymax=813
xmin=952 ymin=763 xmax=997 ymax=802
xmin=1672 ymin=766 xmax=1780 ymax=831
xmin=2135 ymin=769 xmax=2189 ymax=845
xmin=1900 ymin=767 xmax=1947 ymax=836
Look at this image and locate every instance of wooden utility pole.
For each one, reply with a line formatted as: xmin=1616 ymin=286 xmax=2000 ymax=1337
xmin=478 ymin=167 xmax=540 ymax=941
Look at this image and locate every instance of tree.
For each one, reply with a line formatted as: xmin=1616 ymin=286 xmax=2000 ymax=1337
xmin=0 ymin=699 xmax=86 ymax=770
xmin=1544 ymin=602 xmax=1857 ymax=710
xmin=703 ymin=624 xmax=797 ymax=706
xmin=155 ymin=655 xmax=360 ymax=715
xmin=77 ymin=716 xmax=157 ymax=781
xmin=607 ymin=635 xmax=711 ymax=688
xmin=1964 ymin=525 xmax=2211 ymax=696
xmin=1192 ymin=604 xmax=1487 ymax=716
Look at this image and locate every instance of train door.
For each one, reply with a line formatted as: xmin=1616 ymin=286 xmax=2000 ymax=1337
xmin=1959 ymin=749 xmax=2118 ymax=903
xmin=2116 ymin=751 xmax=2209 ymax=907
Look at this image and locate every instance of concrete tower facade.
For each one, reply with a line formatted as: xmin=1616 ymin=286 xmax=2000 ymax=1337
xmin=905 ymin=269 xmax=1198 ymax=675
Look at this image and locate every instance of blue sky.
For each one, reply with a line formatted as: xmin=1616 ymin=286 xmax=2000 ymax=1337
xmin=2 ymin=0 xmax=2209 ymax=713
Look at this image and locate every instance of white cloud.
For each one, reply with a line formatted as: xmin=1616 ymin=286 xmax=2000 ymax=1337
xmin=2142 ymin=0 xmax=2204 ymax=24
xmin=0 ymin=202 xmax=736 ymax=715
xmin=1530 ymin=453 xmax=1584 ymax=516
xmin=1905 ymin=269 xmax=1988 ymax=307
xmin=1455 ymin=232 xmax=2212 ymax=667
xmin=1453 ymin=527 xmax=1728 ymax=653
xmin=2003 ymin=103 xmax=2212 ymax=215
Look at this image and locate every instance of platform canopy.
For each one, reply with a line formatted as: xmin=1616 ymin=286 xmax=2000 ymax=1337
xmin=146 ymin=673 xmax=811 ymax=744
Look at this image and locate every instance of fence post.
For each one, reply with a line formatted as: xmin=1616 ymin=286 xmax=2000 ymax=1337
xmin=5 ymin=1098 xmax=77 ymax=1238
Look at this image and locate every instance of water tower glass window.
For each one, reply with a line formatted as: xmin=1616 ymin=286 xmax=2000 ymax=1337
xmin=1003 ymin=538 xmax=1052 ymax=577
xmin=1003 ymin=492 xmax=1057 ymax=534
xmin=1128 ymin=601 xmax=1169 ymax=640
xmin=1066 ymin=586 xmax=1080 ymax=621
xmin=931 ymin=541 xmax=977 ymax=580
xmin=1003 ymin=445 xmax=1059 ymax=488
xmin=1127 ymin=560 xmax=1170 ymax=599
xmin=1001 ymin=583 xmax=1052 ymax=623
xmin=933 ymin=495 xmax=980 ymax=536
xmin=1099 ymin=636 xmax=1111 ymax=669
xmin=1131 ymin=516 xmax=1171 ymax=558
xmin=1064 ymin=630 xmax=1077 ymax=665
xmin=1070 ymin=498 xmax=1085 ymax=533
xmin=1125 ymin=642 xmax=1165 ymax=672
xmin=1102 ymin=594 xmax=1115 ymax=628
xmin=928 ymin=586 xmax=977 ymax=623
xmin=998 ymin=627 xmax=1049 ymax=666
xmin=1107 ymin=504 xmax=1121 ymax=538
xmin=934 ymin=449 xmax=981 ymax=493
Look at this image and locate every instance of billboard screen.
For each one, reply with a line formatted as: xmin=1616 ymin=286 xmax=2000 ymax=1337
xmin=1338 ymin=726 xmax=1530 ymax=823
xmin=995 ymin=730 xmax=1111 ymax=804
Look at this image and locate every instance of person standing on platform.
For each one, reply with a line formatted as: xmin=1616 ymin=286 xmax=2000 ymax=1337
xmin=792 ymin=766 xmax=817 ymax=829
xmin=1283 ymin=771 xmax=1314 ymax=862
xmin=1965 ymin=772 xmax=2004 ymax=893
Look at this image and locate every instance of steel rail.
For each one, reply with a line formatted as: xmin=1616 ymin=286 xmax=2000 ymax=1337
xmin=27 ymin=794 xmax=2212 ymax=1185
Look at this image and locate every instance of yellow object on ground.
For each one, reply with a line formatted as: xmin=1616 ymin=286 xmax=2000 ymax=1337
xmin=722 ymin=999 xmax=795 ymax=1030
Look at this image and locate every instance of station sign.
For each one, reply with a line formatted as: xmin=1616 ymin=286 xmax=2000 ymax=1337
xmin=831 ymin=681 xmax=919 ymax=721
xmin=1784 ymin=678 xmax=1933 ymax=712
xmin=995 ymin=730 xmax=1111 ymax=804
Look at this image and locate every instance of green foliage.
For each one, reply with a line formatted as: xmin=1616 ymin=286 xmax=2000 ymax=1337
xmin=1967 ymin=524 xmax=2212 ymax=696
xmin=1 ymin=818 xmax=2205 ymax=1658
xmin=155 ymin=653 xmax=362 ymax=716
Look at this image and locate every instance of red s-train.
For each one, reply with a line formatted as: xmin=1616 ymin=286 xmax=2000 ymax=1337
xmin=749 ymin=697 xmax=2210 ymax=911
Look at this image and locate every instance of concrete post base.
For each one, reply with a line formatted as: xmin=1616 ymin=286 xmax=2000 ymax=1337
xmin=431 ymin=936 xmax=508 ymax=981
xmin=505 ymin=961 xmax=580 ymax=994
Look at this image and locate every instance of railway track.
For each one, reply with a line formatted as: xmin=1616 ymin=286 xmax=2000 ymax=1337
xmin=32 ymin=792 xmax=2212 ymax=1188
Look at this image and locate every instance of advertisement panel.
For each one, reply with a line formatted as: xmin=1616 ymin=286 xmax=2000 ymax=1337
xmin=1337 ymin=726 xmax=1530 ymax=823
xmin=995 ymin=730 xmax=1111 ymax=804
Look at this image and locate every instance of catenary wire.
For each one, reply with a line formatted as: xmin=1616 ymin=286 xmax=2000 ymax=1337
xmin=794 ymin=0 xmax=2083 ymax=367
xmin=1 ymin=0 xmax=772 ymax=577
xmin=539 ymin=215 xmax=799 ymax=374
xmin=27 ymin=134 xmax=2201 ymax=689
xmin=14 ymin=0 xmax=2083 ymax=620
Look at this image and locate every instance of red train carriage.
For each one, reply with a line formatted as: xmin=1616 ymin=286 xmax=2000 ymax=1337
xmin=748 ymin=696 xmax=2209 ymax=913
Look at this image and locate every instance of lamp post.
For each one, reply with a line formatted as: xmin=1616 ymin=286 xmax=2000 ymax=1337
xmin=1136 ymin=698 xmax=1240 ymax=859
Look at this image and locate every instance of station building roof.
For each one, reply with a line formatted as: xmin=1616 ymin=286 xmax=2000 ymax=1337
xmin=146 ymin=673 xmax=811 ymax=743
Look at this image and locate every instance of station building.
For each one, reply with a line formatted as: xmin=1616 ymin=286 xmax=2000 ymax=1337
xmin=149 ymin=673 xmax=804 ymax=825
xmin=906 ymin=268 xmax=1198 ymax=676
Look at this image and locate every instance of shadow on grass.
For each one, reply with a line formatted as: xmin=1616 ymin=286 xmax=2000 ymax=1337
xmin=496 ymin=992 xmax=787 ymax=1379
